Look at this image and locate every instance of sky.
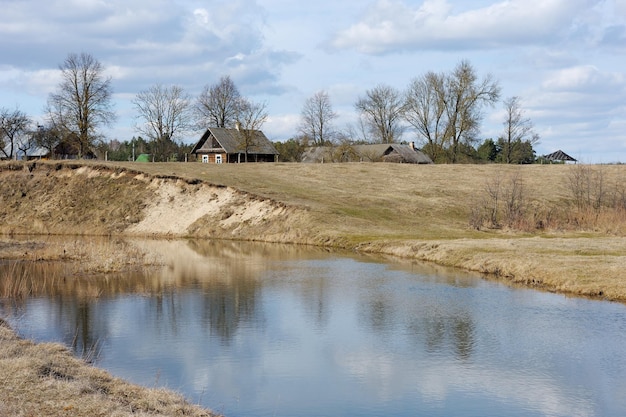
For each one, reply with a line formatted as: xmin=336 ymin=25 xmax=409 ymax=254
xmin=1 ymin=0 xmax=625 ymax=163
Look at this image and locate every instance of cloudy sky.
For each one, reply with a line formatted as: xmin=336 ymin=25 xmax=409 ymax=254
xmin=1 ymin=0 xmax=625 ymax=162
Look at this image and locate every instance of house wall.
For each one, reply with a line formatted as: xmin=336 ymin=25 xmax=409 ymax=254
xmin=196 ymin=152 xmax=277 ymax=163
xmin=227 ymin=153 xmax=277 ymax=163
xmin=197 ymin=152 xmax=227 ymax=163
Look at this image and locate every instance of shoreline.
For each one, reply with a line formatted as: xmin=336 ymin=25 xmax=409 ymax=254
xmin=1 ymin=160 xmax=625 ymax=302
xmin=1 ymin=160 xmax=626 ymax=415
xmin=0 ymin=317 xmax=217 ymax=417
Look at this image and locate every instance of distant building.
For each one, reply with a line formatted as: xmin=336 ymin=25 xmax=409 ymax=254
xmin=302 ymin=143 xmax=433 ymax=164
xmin=1 ymin=143 xmax=49 ymax=160
xmin=191 ymin=126 xmax=279 ymax=163
xmin=543 ymin=150 xmax=577 ymax=164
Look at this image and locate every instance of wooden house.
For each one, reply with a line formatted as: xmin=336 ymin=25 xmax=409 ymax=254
xmin=191 ymin=126 xmax=279 ymax=163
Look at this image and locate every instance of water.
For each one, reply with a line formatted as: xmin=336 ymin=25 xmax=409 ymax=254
xmin=2 ymin=238 xmax=626 ymax=417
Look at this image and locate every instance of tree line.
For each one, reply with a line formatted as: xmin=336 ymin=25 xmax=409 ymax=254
xmin=288 ymin=60 xmax=539 ymax=164
xmin=0 ymin=53 xmax=268 ymax=162
xmin=1 ymin=53 xmax=539 ymax=164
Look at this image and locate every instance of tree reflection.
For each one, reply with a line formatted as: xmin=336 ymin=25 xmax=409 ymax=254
xmin=0 ymin=238 xmax=274 ymax=351
xmin=1 ymin=237 xmax=480 ymax=360
xmin=408 ymin=312 xmax=476 ymax=361
xmin=453 ymin=315 xmax=475 ymax=360
xmin=201 ymin=279 xmax=260 ymax=344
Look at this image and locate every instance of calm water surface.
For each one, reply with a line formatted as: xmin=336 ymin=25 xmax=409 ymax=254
xmin=1 ymin=238 xmax=626 ymax=417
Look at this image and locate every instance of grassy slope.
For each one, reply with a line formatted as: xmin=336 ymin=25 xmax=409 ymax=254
xmin=1 ymin=160 xmax=625 ymax=416
xmin=109 ymin=161 xmax=626 ymax=301
xmin=111 ymin=162 xmax=543 ymax=240
xmin=0 ymin=318 xmax=216 ymax=417
xmin=1 ymin=160 xmax=625 ymax=300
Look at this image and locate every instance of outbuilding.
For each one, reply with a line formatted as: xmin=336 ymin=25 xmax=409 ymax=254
xmin=301 ymin=143 xmax=433 ymax=164
xmin=543 ymin=150 xmax=577 ymax=164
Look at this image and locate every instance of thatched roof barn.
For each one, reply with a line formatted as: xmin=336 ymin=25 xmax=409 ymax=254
xmin=302 ymin=143 xmax=433 ymax=164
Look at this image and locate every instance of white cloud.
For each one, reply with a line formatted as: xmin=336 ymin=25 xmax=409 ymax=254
xmin=522 ymin=65 xmax=626 ymax=159
xmin=0 ymin=0 xmax=294 ymax=95
xmin=330 ymin=0 xmax=594 ymax=54
xmin=0 ymin=66 xmax=60 ymax=96
xmin=542 ymin=65 xmax=625 ymax=92
xmin=265 ymin=113 xmax=300 ymax=140
xmin=1 ymin=0 xmax=625 ymax=161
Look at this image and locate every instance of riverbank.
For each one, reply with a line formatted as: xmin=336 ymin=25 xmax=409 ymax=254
xmin=1 ymin=160 xmax=625 ymax=301
xmin=0 ymin=318 xmax=216 ymax=417
xmin=1 ymin=160 xmax=625 ymax=416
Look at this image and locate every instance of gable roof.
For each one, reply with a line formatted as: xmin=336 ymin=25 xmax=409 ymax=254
xmin=2 ymin=143 xmax=49 ymax=160
xmin=302 ymin=143 xmax=433 ymax=164
xmin=191 ymin=127 xmax=278 ymax=155
xmin=354 ymin=144 xmax=433 ymax=164
xmin=544 ymin=150 xmax=577 ymax=162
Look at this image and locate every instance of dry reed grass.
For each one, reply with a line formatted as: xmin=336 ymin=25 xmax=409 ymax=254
xmin=0 ymin=261 xmax=62 ymax=299
xmin=0 ymin=238 xmax=166 ymax=301
xmin=1 ymin=160 xmax=625 ymax=415
xmin=0 ymin=318 xmax=217 ymax=417
xmin=1 ymin=160 xmax=625 ymax=301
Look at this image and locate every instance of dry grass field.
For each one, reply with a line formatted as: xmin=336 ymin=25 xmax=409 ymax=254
xmin=1 ymin=160 xmax=625 ymax=301
xmin=108 ymin=161 xmax=626 ymax=238
xmin=107 ymin=161 xmax=626 ymax=301
xmin=1 ymin=160 xmax=625 ymax=416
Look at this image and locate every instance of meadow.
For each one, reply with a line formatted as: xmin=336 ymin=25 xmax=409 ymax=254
xmin=1 ymin=160 xmax=625 ymax=300
xmin=1 ymin=160 xmax=625 ymax=417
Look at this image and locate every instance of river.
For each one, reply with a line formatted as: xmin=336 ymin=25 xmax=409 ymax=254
xmin=1 ymin=238 xmax=625 ymax=417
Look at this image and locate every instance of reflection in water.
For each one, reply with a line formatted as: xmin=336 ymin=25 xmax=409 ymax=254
xmin=1 ymin=237 xmax=626 ymax=417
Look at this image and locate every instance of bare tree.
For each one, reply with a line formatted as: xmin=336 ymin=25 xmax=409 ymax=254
xmin=33 ymin=123 xmax=62 ymax=158
xmin=501 ymin=96 xmax=540 ymax=164
xmin=47 ymin=52 xmax=115 ymax=158
xmin=355 ymin=84 xmax=404 ymax=144
xmin=195 ymin=75 xmax=242 ymax=129
xmin=0 ymin=107 xmax=31 ymax=159
xmin=403 ymin=72 xmax=447 ymax=162
xmin=402 ymin=61 xmax=499 ymax=163
xmin=444 ymin=60 xmax=500 ymax=163
xmin=234 ymin=98 xmax=268 ymax=162
xmin=299 ymin=90 xmax=337 ymax=146
xmin=133 ymin=84 xmax=193 ymax=162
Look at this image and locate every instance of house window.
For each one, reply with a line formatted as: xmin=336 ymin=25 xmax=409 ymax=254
xmin=216 ymin=154 xmax=223 ymax=164
xmin=201 ymin=154 xmax=209 ymax=163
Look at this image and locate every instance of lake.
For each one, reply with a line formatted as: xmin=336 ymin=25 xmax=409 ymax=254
xmin=1 ymin=238 xmax=626 ymax=417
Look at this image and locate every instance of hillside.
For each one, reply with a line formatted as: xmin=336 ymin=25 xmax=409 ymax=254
xmin=1 ymin=160 xmax=625 ymax=301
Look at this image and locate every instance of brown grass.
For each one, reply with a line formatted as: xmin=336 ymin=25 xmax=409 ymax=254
xmin=1 ymin=160 xmax=625 ymax=416
xmin=0 ymin=318 xmax=217 ymax=417
xmin=1 ymin=160 xmax=626 ymax=302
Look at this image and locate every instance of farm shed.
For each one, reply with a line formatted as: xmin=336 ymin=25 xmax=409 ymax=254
xmin=544 ymin=150 xmax=577 ymax=164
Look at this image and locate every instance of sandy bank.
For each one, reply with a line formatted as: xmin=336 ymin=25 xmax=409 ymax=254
xmin=1 ymin=160 xmax=625 ymax=302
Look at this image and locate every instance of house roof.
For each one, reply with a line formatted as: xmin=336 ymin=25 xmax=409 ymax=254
xmin=302 ymin=143 xmax=433 ymax=164
xmin=544 ymin=150 xmax=577 ymax=162
xmin=191 ymin=127 xmax=278 ymax=155
xmin=355 ymin=144 xmax=433 ymax=164
xmin=2 ymin=143 xmax=49 ymax=160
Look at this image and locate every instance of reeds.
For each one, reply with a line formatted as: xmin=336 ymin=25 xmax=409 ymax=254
xmin=0 ymin=261 xmax=62 ymax=299
xmin=0 ymin=318 xmax=217 ymax=417
xmin=469 ymin=165 xmax=626 ymax=235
